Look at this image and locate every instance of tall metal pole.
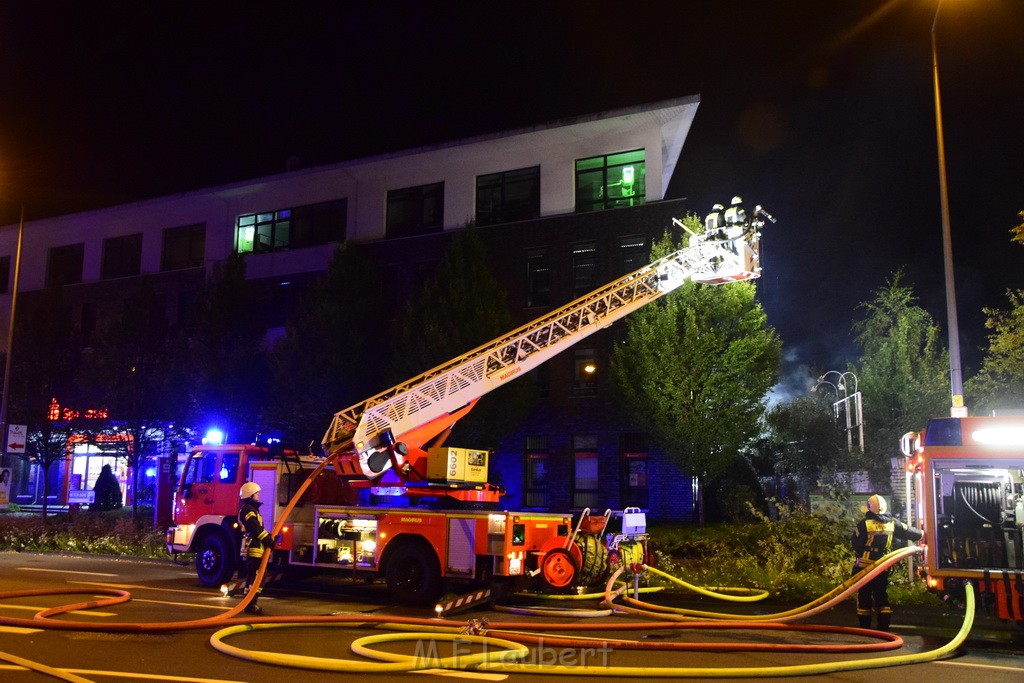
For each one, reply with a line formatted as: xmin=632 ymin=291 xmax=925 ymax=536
xmin=0 ymin=205 xmax=26 ymax=469
xmin=931 ymin=1 xmax=965 ymax=416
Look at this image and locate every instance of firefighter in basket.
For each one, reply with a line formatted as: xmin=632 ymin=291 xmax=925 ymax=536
xmin=850 ymin=494 xmax=923 ymax=631
xmin=238 ymin=482 xmax=275 ymax=615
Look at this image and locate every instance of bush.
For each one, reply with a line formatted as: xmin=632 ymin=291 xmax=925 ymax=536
xmin=0 ymin=510 xmax=169 ymax=558
xmin=647 ymin=502 xmax=924 ymax=603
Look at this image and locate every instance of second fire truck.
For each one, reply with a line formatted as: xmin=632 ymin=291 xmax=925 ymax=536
xmin=902 ymin=415 xmax=1024 ymax=624
xmin=167 ymin=216 xmax=765 ymax=603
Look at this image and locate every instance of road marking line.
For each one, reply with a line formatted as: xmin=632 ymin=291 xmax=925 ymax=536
xmin=0 ymin=625 xmax=43 ymax=634
xmin=0 ymin=665 xmax=246 ymax=683
xmin=18 ymin=567 xmax=118 ymax=577
xmin=69 ymin=580 xmax=215 ymax=596
xmin=0 ymin=604 xmax=116 ymax=617
xmin=124 ymin=597 xmax=232 ymax=611
xmin=937 ymin=660 xmax=1024 ymax=673
xmin=416 ymin=669 xmax=508 ymax=680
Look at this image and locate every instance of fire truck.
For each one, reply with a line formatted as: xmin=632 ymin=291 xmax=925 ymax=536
xmin=167 ymin=217 xmax=764 ymax=603
xmin=902 ymin=415 xmax=1024 ymax=624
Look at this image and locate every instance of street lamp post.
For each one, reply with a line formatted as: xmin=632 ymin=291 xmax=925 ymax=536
xmin=931 ymin=0 xmax=966 ymax=417
xmin=0 ymin=205 xmax=25 ymax=470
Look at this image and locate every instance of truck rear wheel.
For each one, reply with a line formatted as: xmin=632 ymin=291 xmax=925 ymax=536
xmin=385 ymin=542 xmax=441 ymax=605
xmin=195 ymin=531 xmax=236 ymax=587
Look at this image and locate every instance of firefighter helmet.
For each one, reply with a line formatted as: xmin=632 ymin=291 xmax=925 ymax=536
xmin=731 ymin=196 xmax=743 ymax=205
xmin=867 ymin=494 xmax=887 ymax=514
xmin=239 ymin=482 xmax=261 ymax=499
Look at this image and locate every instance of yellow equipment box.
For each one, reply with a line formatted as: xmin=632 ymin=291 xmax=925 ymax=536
xmin=427 ymin=447 xmax=489 ymax=483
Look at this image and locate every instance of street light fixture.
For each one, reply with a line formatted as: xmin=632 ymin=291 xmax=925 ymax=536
xmin=931 ymin=0 xmax=966 ymax=417
xmin=815 ymin=371 xmax=864 ymax=453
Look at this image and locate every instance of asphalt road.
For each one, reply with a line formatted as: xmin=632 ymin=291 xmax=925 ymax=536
xmin=1 ymin=551 xmax=1022 ymax=682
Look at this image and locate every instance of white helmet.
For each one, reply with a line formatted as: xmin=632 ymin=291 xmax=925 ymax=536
xmin=239 ymin=482 xmax=261 ymax=499
xmin=867 ymin=494 xmax=887 ymax=514
xmin=731 ymin=196 xmax=743 ymax=205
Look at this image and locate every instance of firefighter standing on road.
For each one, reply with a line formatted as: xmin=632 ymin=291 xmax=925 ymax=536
xmin=851 ymin=494 xmax=923 ymax=631
xmin=239 ymin=482 xmax=274 ymax=615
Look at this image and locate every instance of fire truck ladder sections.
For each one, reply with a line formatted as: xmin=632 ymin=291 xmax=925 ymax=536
xmin=322 ymin=230 xmax=760 ymax=474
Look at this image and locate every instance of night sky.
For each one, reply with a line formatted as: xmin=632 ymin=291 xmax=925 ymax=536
xmin=1 ymin=1 xmax=1022 ymax=389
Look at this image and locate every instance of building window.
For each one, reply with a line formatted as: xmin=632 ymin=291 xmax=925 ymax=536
xmin=101 ymin=233 xmax=143 ymax=280
xmin=235 ymin=198 xmax=346 ymax=255
xmin=476 ymin=166 xmax=540 ymax=227
xmin=526 ymin=247 xmax=551 ymax=308
xmin=46 ymin=243 xmax=85 ymax=287
xmin=524 ymin=435 xmax=549 ymax=509
xmin=162 ymin=223 xmax=206 ymax=271
xmin=621 ymin=432 xmax=649 ymax=509
xmin=571 ymin=241 xmax=597 ymax=298
xmin=573 ymin=435 xmax=599 ymax=509
xmin=0 ymin=255 xmax=9 ymax=294
xmin=386 ymin=182 xmax=444 ymax=238
xmin=573 ymin=348 xmax=598 ymax=396
xmin=619 ymin=234 xmax=648 ymax=275
xmin=575 ymin=149 xmax=646 ymax=212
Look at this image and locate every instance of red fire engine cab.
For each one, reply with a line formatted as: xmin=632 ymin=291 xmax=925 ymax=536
xmin=903 ymin=415 xmax=1024 ymax=624
xmin=167 ymin=215 xmax=765 ymax=602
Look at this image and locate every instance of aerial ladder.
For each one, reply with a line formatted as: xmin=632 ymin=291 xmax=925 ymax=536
xmin=321 ymin=219 xmax=763 ymax=498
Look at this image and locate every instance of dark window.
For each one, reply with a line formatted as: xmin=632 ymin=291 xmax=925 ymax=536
xmin=476 ymin=166 xmax=540 ymax=226
xmin=236 ymin=199 xmax=346 ymax=254
xmin=0 ymin=255 xmax=10 ymax=294
xmin=524 ymin=435 xmax=549 ymax=509
xmin=619 ymin=234 xmax=648 ymax=275
xmin=386 ymin=182 xmax=444 ymax=238
xmin=162 ymin=223 xmax=206 ymax=271
xmin=621 ymin=432 xmax=649 ymax=508
xmin=526 ymin=248 xmax=550 ymax=308
xmin=572 ymin=435 xmax=600 ymax=509
xmin=575 ymin=149 xmax=646 ymax=212
xmin=101 ymin=233 xmax=143 ymax=280
xmin=571 ymin=241 xmax=597 ymax=297
xmin=46 ymin=243 xmax=85 ymax=287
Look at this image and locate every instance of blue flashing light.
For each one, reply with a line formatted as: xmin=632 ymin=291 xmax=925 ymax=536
xmin=203 ymin=428 xmax=226 ymax=445
xmin=145 ymin=467 xmax=157 ymax=478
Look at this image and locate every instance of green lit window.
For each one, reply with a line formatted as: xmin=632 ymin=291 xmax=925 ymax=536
xmin=575 ymin=149 xmax=646 ymax=212
xmin=386 ymin=182 xmax=444 ymax=238
xmin=476 ymin=166 xmax=540 ymax=226
xmin=235 ymin=198 xmax=346 ymax=254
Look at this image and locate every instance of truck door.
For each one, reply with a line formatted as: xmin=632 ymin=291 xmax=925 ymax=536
xmin=178 ymin=449 xmax=242 ymax=524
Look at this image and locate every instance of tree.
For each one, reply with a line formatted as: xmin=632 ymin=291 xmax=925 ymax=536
xmin=190 ymin=254 xmax=270 ymax=444
xmin=388 ymin=227 xmax=536 ymax=448
xmin=7 ymin=288 xmax=83 ymax=520
xmin=610 ymin=218 xmax=781 ymax=522
xmin=851 ymin=271 xmax=948 ymax=486
xmin=967 ymin=216 xmax=1024 ymax=412
xmin=265 ymin=244 xmax=389 ymax=444
xmin=77 ymin=279 xmax=193 ymax=521
xmin=761 ymin=394 xmax=850 ymax=484
xmin=1010 ymin=210 xmax=1024 ymax=247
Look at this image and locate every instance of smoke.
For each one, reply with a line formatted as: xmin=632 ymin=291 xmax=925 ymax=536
xmin=766 ymin=346 xmax=819 ymax=408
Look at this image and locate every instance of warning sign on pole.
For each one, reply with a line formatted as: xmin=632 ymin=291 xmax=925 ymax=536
xmin=7 ymin=424 xmax=26 ymax=454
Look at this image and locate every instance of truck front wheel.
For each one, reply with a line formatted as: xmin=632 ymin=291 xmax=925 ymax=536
xmin=195 ymin=531 xmax=236 ymax=587
xmin=385 ymin=542 xmax=441 ymax=605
